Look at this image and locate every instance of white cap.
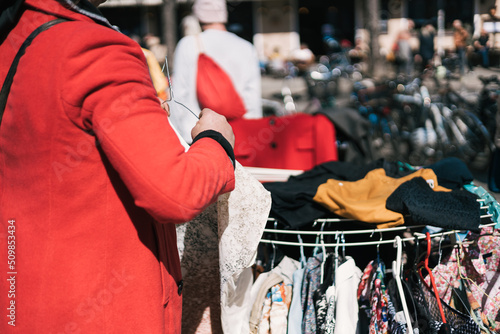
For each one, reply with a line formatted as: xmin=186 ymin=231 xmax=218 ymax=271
xmin=192 ymin=0 xmax=228 ymax=24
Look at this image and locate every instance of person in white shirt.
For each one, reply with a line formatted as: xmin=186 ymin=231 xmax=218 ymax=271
xmin=170 ymin=0 xmax=263 ymax=143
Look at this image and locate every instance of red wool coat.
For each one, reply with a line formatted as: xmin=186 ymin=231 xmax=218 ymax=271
xmin=0 ymin=1 xmax=235 ymax=333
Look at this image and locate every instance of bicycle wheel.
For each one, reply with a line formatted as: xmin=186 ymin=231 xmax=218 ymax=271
xmin=451 ymin=108 xmax=493 ymax=171
xmin=367 ymin=110 xmax=401 ymax=162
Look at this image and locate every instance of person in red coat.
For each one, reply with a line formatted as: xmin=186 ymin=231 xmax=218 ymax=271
xmin=0 ymin=0 xmax=235 ymax=333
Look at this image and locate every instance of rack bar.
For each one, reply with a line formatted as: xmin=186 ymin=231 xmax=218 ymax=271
xmin=261 ymin=230 xmax=458 ymax=247
xmin=260 ymin=223 xmax=497 ymax=247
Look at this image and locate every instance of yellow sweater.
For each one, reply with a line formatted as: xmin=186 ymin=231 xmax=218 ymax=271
xmin=313 ymin=168 xmax=450 ymax=229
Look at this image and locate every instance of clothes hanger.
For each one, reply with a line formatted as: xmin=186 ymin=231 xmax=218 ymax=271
xmin=312 ymin=220 xmax=325 ymax=257
xmin=341 ymin=231 xmax=346 ymax=260
xmin=297 ymin=234 xmax=307 ymax=268
xmin=334 ymin=231 xmax=341 ymax=277
xmin=270 ymin=221 xmax=279 ymax=270
xmin=418 ymin=232 xmax=447 ymax=325
xmin=392 ymin=235 xmax=414 ymax=334
xmin=319 ymin=222 xmax=328 ymax=285
xmin=376 ymin=231 xmax=383 ymax=264
xmin=412 ymin=233 xmax=420 ymax=270
xmin=332 ymin=231 xmax=345 ymax=288
xmin=437 ymin=232 xmax=445 ymax=265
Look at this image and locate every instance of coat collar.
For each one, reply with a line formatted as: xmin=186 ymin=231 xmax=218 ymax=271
xmin=1 ymin=0 xmax=115 ymax=43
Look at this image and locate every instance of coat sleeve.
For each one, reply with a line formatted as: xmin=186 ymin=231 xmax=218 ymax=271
xmin=59 ymin=22 xmax=235 ymax=224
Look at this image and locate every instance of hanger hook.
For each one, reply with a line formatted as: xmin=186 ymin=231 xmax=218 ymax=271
xmin=333 ymin=231 xmax=340 ymax=282
xmin=376 ymin=231 xmax=383 ymax=252
xmin=319 ymin=229 xmax=328 ymax=284
xmin=320 ymin=221 xmax=326 ymax=243
xmin=270 ymin=221 xmax=279 ymax=270
xmin=437 ymin=232 xmax=444 ymax=265
xmin=273 ymin=221 xmax=279 ymax=239
xmin=297 ymin=234 xmax=306 ymax=267
xmin=341 ymin=232 xmax=346 ymax=259
xmin=334 ymin=231 xmax=340 ymax=258
xmin=413 ymin=233 xmax=420 ymax=268
xmin=313 ymin=221 xmax=326 ymax=257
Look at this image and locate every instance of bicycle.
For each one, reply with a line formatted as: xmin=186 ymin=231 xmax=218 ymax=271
xmin=390 ymin=73 xmax=493 ymax=170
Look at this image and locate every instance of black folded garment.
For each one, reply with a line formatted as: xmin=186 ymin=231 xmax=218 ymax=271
xmin=386 ymin=177 xmax=481 ymax=232
xmin=427 ymin=157 xmax=474 ymax=190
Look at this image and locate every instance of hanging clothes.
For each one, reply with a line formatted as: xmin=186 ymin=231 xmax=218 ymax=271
xmin=405 ymin=266 xmax=481 ymax=334
xmin=250 ymin=273 xmax=292 ymax=334
xmin=247 ymin=255 xmax=300 ymax=334
xmin=425 ymin=227 xmax=500 ymax=332
xmin=358 ymin=260 xmax=392 ymax=334
xmin=287 ymin=266 xmax=307 ymax=334
xmin=333 ymin=256 xmax=363 ymax=334
xmin=324 ymin=285 xmax=337 ymax=334
xmin=386 ymin=277 xmax=417 ymax=334
xmin=313 ymin=253 xmax=336 ymax=333
xmin=249 ymin=273 xmax=286 ymax=334
xmin=301 ymin=252 xmax=335 ymax=334
xmin=258 ymin=282 xmax=293 ymax=334
xmin=287 ymin=237 xmax=308 ymax=334
xmin=313 ymin=254 xmax=336 ymax=333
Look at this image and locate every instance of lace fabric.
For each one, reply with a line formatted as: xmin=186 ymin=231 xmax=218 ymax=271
xmin=177 ymin=162 xmax=272 ymax=333
xmin=405 ymin=270 xmax=480 ymax=334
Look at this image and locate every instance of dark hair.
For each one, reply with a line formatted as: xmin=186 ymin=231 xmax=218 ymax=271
xmin=0 ymin=0 xmax=24 ymax=43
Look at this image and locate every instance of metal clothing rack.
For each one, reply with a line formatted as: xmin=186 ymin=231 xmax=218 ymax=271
xmin=258 ymin=197 xmax=498 ymax=334
xmin=260 ymin=199 xmax=496 ymax=248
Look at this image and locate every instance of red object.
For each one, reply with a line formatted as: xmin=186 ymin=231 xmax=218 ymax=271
xmin=196 ymin=53 xmax=246 ymax=120
xmin=230 ymin=113 xmax=338 ymax=170
xmin=0 ymin=1 xmax=234 ymax=333
xmin=418 ymin=232 xmax=447 ymax=324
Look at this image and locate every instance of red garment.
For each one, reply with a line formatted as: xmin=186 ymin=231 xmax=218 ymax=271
xmin=230 ymin=113 xmax=338 ymax=170
xmin=0 ymin=1 xmax=234 ymax=333
xmin=196 ymin=53 xmax=246 ymax=120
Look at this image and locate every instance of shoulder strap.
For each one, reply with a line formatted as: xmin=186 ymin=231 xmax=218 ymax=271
xmin=0 ymin=18 xmax=68 ymax=126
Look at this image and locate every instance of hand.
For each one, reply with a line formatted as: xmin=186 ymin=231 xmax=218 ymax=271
xmin=191 ymin=108 xmax=235 ymax=148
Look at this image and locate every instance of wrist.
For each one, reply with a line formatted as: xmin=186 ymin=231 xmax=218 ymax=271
xmin=192 ymin=130 xmax=235 ymax=169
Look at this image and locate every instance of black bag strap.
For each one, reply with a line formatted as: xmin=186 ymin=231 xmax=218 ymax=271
xmin=0 ymin=18 xmax=68 ymax=126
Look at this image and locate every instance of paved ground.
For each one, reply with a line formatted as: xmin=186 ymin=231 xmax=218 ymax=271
xmin=260 ymin=65 xmax=500 ymax=202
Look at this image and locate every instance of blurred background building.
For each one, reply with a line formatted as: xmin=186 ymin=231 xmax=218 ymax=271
xmin=99 ymin=0 xmax=500 ymax=74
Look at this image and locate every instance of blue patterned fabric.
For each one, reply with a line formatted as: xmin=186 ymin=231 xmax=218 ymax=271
xmin=301 ymin=253 xmax=323 ymax=334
